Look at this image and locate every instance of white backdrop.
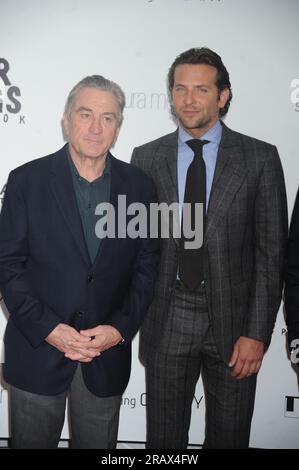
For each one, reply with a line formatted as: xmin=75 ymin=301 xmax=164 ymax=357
xmin=1 ymin=0 xmax=299 ymax=448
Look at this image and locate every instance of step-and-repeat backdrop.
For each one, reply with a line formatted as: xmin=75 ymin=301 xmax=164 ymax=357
xmin=1 ymin=0 xmax=299 ymax=448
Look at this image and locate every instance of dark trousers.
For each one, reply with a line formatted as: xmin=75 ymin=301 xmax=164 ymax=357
xmin=10 ymin=364 xmax=122 ymax=449
xmin=145 ymin=281 xmax=257 ymax=449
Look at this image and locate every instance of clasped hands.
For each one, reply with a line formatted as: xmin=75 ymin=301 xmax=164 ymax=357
xmin=46 ymin=323 xmax=122 ymax=363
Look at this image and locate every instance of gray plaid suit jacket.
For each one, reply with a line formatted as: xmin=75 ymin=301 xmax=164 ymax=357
xmin=131 ymin=123 xmax=288 ymax=364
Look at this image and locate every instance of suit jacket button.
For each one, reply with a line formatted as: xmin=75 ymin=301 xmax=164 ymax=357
xmin=87 ymin=275 xmax=93 ymax=283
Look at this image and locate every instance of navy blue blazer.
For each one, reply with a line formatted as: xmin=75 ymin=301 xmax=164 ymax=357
xmin=0 ymin=145 xmax=159 ymax=396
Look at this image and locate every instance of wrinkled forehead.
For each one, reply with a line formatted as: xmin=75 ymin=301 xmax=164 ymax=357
xmin=73 ymin=87 xmax=119 ymax=112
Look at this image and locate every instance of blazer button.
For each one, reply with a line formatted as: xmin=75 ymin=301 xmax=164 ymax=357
xmin=87 ymin=275 xmax=93 ymax=283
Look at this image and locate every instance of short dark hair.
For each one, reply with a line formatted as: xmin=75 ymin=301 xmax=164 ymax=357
xmin=168 ymin=47 xmax=232 ymax=118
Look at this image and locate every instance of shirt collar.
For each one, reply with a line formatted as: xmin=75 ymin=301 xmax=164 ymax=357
xmin=178 ymin=120 xmax=223 ymax=146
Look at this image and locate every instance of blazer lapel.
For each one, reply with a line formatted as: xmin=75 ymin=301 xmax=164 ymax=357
xmin=91 ymin=154 xmax=129 ymax=267
xmin=49 ymin=145 xmax=90 ymax=266
xmin=154 ymin=131 xmax=180 ymax=245
xmin=205 ymin=125 xmax=248 ymax=246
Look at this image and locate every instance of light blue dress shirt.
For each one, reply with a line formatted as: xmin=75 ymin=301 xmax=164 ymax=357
xmin=177 ymin=120 xmax=223 ymax=217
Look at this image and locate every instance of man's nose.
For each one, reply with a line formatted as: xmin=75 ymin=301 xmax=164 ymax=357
xmin=184 ymin=89 xmax=196 ymax=105
xmin=89 ymin=117 xmax=103 ymax=133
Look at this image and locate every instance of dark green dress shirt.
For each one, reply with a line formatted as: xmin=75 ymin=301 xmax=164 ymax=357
xmin=67 ymin=146 xmax=111 ymax=264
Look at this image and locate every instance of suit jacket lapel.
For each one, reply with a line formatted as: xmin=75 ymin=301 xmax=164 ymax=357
xmin=49 ymin=145 xmax=91 ymax=266
xmin=205 ymin=124 xmax=248 ymax=245
xmin=154 ymin=131 xmax=180 ymax=245
xmin=91 ymin=154 xmax=129 ymax=266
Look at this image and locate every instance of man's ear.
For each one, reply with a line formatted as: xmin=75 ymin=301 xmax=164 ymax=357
xmin=63 ymin=112 xmax=69 ymax=137
xmin=218 ymin=88 xmax=230 ymax=110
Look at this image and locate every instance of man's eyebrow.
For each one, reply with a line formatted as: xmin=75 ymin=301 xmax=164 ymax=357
xmin=174 ymin=82 xmax=212 ymax=88
xmin=75 ymin=106 xmax=92 ymax=113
